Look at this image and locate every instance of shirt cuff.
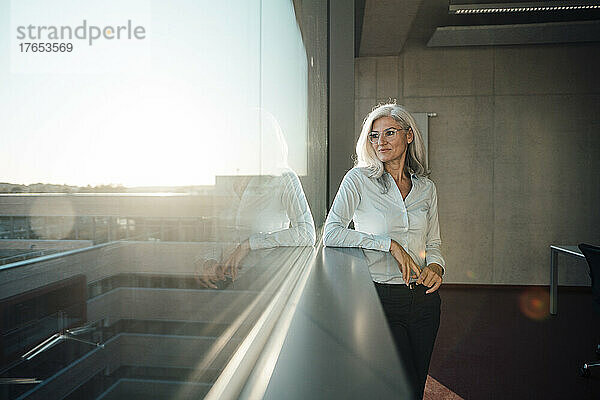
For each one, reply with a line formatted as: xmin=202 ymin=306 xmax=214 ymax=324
xmin=371 ymin=235 xmax=391 ymax=252
xmin=426 ymin=256 xmax=445 ymax=275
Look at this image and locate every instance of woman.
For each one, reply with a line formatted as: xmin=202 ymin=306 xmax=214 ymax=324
xmin=196 ymin=109 xmax=316 ymax=288
xmin=196 ymin=169 xmax=316 ymax=288
xmin=323 ymin=103 xmax=444 ymax=399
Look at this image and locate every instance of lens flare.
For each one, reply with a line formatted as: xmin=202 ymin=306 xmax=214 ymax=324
xmin=519 ymin=287 xmax=549 ymax=321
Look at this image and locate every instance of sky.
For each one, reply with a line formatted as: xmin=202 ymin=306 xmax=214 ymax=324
xmin=0 ymin=0 xmax=307 ymax=187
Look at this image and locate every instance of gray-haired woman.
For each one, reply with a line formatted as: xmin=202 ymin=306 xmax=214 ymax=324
xmin=324 ymin=103 xmax=445 ymax=399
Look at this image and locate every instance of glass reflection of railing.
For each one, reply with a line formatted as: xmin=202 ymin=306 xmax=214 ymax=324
xmin=0 ymin=216 xmax=218 ymax=244
xmin=0 ymin=250 xmax=60 ymax=266
xmin=0 ymin=241 xmax=318 ymax=400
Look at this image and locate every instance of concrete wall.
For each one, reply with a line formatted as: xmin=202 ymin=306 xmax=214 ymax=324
xmin=328 ymin=0 xmax=355 ymax=207
xmin=353 ymin=40 xmax=600 ymax=285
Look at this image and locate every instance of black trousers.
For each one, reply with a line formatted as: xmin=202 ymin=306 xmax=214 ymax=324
xmin=375 ymin=282 xmax=441 ymax=400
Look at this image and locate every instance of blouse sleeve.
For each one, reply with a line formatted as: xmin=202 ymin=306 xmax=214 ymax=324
xmin=425 ymin=182 xmax=445 ymax=274
xmin=249 ymin=171 xmax=316 ymax=249
xmin=323 ymin=169 xmax=391 ymax=251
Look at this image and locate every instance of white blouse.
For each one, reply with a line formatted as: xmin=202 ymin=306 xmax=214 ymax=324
xmin=323 ymin=167 xmax=445 ymax=284
xmin=196 ymin=169 xmax=316 ymax=265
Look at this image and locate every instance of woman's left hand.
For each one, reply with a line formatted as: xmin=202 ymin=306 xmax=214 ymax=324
xmin=223 ymin=239 xmax=251 ymax=281
xmin=416 ymin=263 xmax=443 ymax=294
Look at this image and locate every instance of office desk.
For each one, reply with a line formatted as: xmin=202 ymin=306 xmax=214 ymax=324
xmin=550 ymin=245 xmax=585 ymax=315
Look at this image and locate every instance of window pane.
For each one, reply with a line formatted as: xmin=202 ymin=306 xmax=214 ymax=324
xmin=0 ymin=0 xmax=327 ymax=398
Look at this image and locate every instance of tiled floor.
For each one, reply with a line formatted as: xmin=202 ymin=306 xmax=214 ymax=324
xmin=424 ymin=375 xmax=464 ymax=399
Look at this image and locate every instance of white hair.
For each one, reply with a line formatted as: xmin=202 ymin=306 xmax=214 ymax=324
xmin=356 ymin=103 xmax=429 ymax=191
xmin=260 ymin=109 xmax=289 ymax=175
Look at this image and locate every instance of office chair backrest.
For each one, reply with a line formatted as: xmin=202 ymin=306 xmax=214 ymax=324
xmin=579 ymin=243 xmax=600 ymax=314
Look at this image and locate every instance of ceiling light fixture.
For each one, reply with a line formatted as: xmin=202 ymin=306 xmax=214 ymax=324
xmin=450 ymin=2 xmax=600 ymax=14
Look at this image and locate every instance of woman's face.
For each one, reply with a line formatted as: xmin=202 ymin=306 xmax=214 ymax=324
xmin=370 ymin=116 xmax=413 ymax=164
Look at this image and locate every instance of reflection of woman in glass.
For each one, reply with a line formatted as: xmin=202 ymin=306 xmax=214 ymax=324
xmin=196 ymin=110 xmax=315 ymax=288
xmin=324 ymin=103 xmax=444 ymax=399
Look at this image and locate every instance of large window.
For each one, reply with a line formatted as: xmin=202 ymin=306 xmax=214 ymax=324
xmin=0 ymin=1 xmax=327 ymax=398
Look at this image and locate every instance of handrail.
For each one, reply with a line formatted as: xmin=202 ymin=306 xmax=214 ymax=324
xmin=0 ymin=241 xmax=116 ymax=272
xmin=203 ymin=244 xmax=318 ymax=400
xmin=245 ymin=246 xmax=411 ymax=399
xmin=0 ymin=225 xmax=188 ymax=272
xmin=0 ymin=250 xmax=51 ymax=265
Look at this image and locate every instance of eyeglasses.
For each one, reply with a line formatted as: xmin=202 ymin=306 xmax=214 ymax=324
xmin=368 ymin=128 xmax=406 ymax=144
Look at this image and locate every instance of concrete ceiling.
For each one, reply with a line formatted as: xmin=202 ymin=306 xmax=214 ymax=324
xmin=357 ymin=0 xmax=600 ymax=56
xmin=359 ymin=0 xmax=424 ymax=56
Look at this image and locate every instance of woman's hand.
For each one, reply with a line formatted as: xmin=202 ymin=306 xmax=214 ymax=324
xmin=417 ymin=263 xmax=443 ymax=294
xmin=390 ymin=240 xmax=421 ymax=285
xmin=223 ymin=240 xmax=251 ymax=281
xmin=196 ymin=258 xmax=224 ymax=289
xmin=195 ymin=240 xmax=251 ymax=288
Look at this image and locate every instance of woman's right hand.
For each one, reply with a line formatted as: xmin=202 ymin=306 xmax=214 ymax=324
xmin=196 ymin=258 xmax=225 ymax=289
xmin=389 ymin=240 xmax=421 ymax=285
